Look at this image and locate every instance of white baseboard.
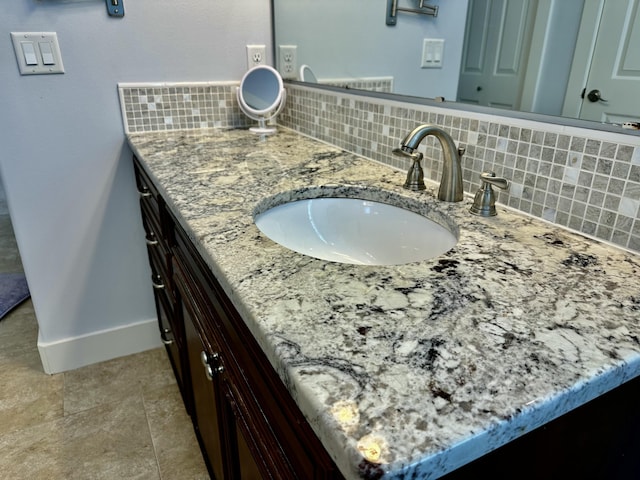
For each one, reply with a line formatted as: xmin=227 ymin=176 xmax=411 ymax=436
xmin=37 ymin=318 xmax=162 ymax=374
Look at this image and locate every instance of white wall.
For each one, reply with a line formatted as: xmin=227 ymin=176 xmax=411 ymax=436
xmin=274 ymin=0 xmax=468 ymax=101
xmin=0 ymin=0 xmax=272 ymax=373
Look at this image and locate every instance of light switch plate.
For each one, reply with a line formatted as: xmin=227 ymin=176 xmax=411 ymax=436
xmin=421 ymin=38 xmax=444 ymax=68
xmin=11 ymin=32 xmax=65 ymax=75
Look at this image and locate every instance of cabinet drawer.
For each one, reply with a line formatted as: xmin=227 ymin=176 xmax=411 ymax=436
xmin=140 ymin=192 xmax=175 ymax=303
xmin=134 ymin=161 xmax=161 ymax=215
xmin=154 ymin=286 xmax=181 ymax=349
xmin=140 ymin=196 xmax=162 ymax=241
xmin=156 ymin=290 xmax=183 ymax=375
xmin=135 ymin=155 xmax=175 ymax=246
xmin=134 ymin=155 xmax=160 ymax=199
xmin=133 ymin=155 xmax=189 ymax=413
xmin=139 ymin=188 xmax=168 ymax=252
xmin=147 ymin=231 xmax=175 ymax=303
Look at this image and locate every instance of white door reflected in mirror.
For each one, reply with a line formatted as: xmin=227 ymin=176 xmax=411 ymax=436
xmin=237 ymin=65 xmax=287 ymax=135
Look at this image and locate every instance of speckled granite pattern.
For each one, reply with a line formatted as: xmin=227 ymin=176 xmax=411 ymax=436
xmin=128 ymin=127 xmax=640 ymax=479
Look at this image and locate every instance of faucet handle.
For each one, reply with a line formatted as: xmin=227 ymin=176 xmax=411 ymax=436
xmin=470 ymin=171 xmax=509 ymax=217
xmin=479 ymin=171 xmax=509 ymax=190
xmin=402 ymin=152 xmax=427 ymax=191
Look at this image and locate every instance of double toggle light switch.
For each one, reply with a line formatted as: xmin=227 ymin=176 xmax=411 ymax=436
xmin=10 ymin=32 xmax=64 ymax=75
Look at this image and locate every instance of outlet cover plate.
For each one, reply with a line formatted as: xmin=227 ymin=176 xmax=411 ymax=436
xmin=246 ymin=45 xmax=266 ymax=69
xmin=278 ymin=45 xmax=297 ymax=79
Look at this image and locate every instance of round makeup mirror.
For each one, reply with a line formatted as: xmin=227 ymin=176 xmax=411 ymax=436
xmin=299 ymin=65 xmax=317 ymax=83
xmin=236 ymin=65 xmax=286 ymax=135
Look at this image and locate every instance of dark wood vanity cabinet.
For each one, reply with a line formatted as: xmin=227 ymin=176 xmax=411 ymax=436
xmin=171 ymin=213 xmax=341 ymax=480
xmin=177 ymin=273 xmax=227 ymax=479
xmin=133 ymin=157 xmax=187 ymax=404
xmin=133 ymin=156 xmax=342 ymax=479
xmin=173 ymin=235 xmax=263 ymax=479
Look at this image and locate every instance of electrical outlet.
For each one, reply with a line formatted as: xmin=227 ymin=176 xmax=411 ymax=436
xmin=421 ymin=38 xmax=444 ymax=68
xmin=246 ymin=45 xmax=266 ymax=69
xmin=278 ymin=45 xmax=297 ymax=79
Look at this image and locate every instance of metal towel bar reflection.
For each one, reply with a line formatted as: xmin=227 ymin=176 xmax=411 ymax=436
xmin=386 ymin=0 xmax=438 ymax=26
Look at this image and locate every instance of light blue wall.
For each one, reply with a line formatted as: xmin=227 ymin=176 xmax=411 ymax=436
xmin=274 ymin=0 xmax=469 ymax=101
xmin=0 ymin=171 xmax=6 ymax=215
xmin=0 ymin=1 xmax=271 ymax=366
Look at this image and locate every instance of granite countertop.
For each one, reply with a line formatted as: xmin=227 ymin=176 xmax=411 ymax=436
xmin=128 ymin=127 xmax=640 ymax=479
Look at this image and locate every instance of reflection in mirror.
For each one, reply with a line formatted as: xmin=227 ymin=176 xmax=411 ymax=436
xmin=273 ymin=0 xmax=640 ymax=134
xmin=237 ymin=65 xmax=286 ymax=135
xmin=299 ymin=65 xmax=317 ymax=83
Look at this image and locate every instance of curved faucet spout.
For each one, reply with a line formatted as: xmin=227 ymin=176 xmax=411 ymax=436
xmin=397 ymin=125 xmax=463 ymax=202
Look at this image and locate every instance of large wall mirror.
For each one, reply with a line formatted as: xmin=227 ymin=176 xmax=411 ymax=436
xmin=273 ymin=0 xmax=640 ymax=135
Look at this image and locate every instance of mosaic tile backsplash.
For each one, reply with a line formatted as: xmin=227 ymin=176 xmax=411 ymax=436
xmin=119 ymin=81 xmax=640 ymax=254
xmin=118 ymin=82 xmax=251 ymax=133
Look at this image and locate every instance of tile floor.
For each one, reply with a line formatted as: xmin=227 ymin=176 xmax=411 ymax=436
xmin=0 ymin=214 xmax=210 ymax=479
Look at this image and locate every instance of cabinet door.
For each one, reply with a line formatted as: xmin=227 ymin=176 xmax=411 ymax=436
xmin=219 ymin=379 xmax=264 ymax=480
xmin=181 ymin=291 xmax=226 ymax=480
xmin=235 ymin=424 xmax=263 ymax=480
xmin=215 ymin=381 xmax=263 ymax=480
xmin=173 ymin=211 xmax=342 ymax=480
xmin=180 ymin=272 xmax=264 ymax=480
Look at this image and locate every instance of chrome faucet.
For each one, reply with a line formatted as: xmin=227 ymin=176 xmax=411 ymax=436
xmin=393 ymin=125 xmax=464 ymax=202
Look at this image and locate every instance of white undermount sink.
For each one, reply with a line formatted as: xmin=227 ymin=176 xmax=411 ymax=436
xmin=254 ymin=196 xmax=457 ymax=265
